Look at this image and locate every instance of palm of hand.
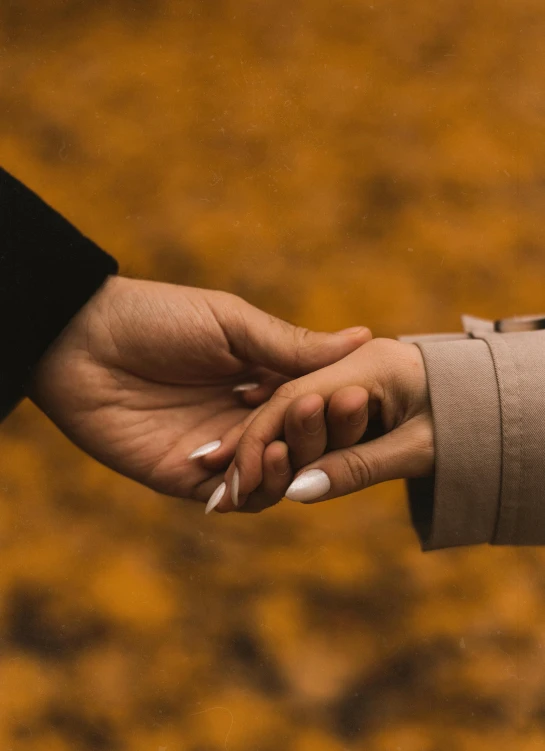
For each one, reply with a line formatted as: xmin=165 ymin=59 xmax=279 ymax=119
xmin=31 ymin=278 xmax=256 ymax=501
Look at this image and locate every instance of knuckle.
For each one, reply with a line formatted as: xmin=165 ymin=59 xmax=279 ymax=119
xmin=412 ymin=418 xmax=435 ymax=470
xmin=368 ymin=337 xmax=398 ymax=359
xmin=236 ymin=433 xmax=266 ymax=475
xmin=294 ymin=326 xmax=312 ymax=346
xmin=217 ymin=289 xmax=241 ymax=306
xmin=419 ymin=421 xmax=435 ymax=453
xmin=367 ymin=338 xmax=400 ymax=391
xmin=223 ymin=294 xmax=246 ymax=327
xmin=274 ymin=381 xmax=298 ymax=401
xmin=290 ymin=326 xmax=323 ymax=371
xmin=340 ymin=449 xmax=373 ymax=489
xmin=237 ymin=431 xmax=261 ymax=457
xmin=207 ymin=289 xmax=241 ymax=318
xmin=296 ymin=326 xmax=321 ymax=351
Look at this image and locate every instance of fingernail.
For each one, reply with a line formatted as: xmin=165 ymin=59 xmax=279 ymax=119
xmin=233 ymin=382 xmax=260 ymax=393
xmin=286 ymin=469 xmax=331 ymax=502
xmin=303 ymin=408 xmax=323 ymax=435
xmin=231 ymin=468 xmax=240 ymax=507
xmin=336 ymin=326 xmax=367 ymax=336
xmin=188 ymin=440 xmax=222 ymax=459
xmin=348 ymin=405 xmax=367 ymax=426
xmin=205 ymin=482 xmax=226 ymax=514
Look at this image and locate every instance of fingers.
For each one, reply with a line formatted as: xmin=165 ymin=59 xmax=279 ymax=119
xmin=187 ymin=372 xmax=285 ymax=473
xmin=284 ymin=394 xmax=327 ymax=469
xmin=221 ymin=294 xmax=372 ymax=377
xmin=284 ymin=416 xmax=435 ymax=504
xmin=222 ymin=384 xmax=369 ymax=501
xmin=231 ymin=356 xmax=373 ymax=501
xmin=261 ymin=440 xmax=293 ymax=499
xmin=222 ymin=340 xmax=384 ymax=504
xmin=206 ymin=441 xmax=292 ymax=515
xmin=222 ymin=438 xmax=294 ymax=513
xmin=199 ymin=417 xmax=434 ymax=514
xmin=197 ymin=385 xmax=371 ymax=513
xmin=277 ymin=387 xmax=369 ymax=470
xmin=326 ymin=386 xmax=369 ymax=450
xmin=227 ymin=394 xmax=294 ymax=504
xmin=195 ymin=403 xmax=267 ymax=472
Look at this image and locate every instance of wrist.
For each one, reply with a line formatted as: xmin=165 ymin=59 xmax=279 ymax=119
xmin=29 ymin=274 xmax=121 ymax=406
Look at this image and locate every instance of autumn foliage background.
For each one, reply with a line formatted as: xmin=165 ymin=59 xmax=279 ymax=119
xmin=2 ymin=1 xmax=545 ymax=749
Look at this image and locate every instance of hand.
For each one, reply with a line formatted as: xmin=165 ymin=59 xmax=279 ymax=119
xmin=29 ymin=276 xmax=371 ymax=504
xmin=201 ymin=384 xmax=370 ymax=512
xmin=214 ymin=338 xmax=434 ymax=510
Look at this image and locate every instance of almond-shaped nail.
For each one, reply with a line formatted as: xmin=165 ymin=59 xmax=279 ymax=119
xmin=231 ymin=468 xmax=240 ymax=507
xmin=233 ymin=383 xmax=260 ymax=393
xmin=205 ymin=482 xmax=226 ymax=514
xmin=188 ymin=440 xmax=222 ymax=460
xmin=286 ymin=469 xmax=331 ymax=502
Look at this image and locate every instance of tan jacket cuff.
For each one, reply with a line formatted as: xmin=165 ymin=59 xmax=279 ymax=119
xmin=407 ymin=338 xmax=502 ymax=550
xmin=480 ymin=331 xmax=545 ymax=545
xmin=408 ymin=329 xmax=545 ymax=550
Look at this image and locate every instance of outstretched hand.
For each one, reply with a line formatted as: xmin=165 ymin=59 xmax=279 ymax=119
xmin=30 ymin=276 xmax=371 ymax=505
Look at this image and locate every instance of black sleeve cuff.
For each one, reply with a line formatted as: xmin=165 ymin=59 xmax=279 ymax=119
xmin=0 ymin=167 xmax=118 ymax=420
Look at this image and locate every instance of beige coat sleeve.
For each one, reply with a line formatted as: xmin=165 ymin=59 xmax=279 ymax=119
xmin=401 ymin=316 xmax=545 ymax=550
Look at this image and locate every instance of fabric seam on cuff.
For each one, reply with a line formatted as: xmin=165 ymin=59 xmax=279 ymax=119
xmin=476 ymin=333 xmax=523 ymax=544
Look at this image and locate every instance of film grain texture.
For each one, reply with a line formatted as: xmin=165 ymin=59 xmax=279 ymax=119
xmin=2 ymin=1 xmax=545 ymax=749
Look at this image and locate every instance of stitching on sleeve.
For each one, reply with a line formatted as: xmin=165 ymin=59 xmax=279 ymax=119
xmin=479 ymin=334 xmax=522 ymax=544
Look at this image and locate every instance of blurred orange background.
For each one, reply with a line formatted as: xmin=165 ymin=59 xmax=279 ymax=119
xmin=2 ymin=1 xmax=545 ymax=749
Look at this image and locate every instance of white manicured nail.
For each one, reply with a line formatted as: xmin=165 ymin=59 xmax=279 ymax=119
xmin=188 ymin=440 xmax=221 ymax=460
xmin=233 ymin=383 xmax=260 ymax=393
xmin=231 ymin=468 xmax=240 ymax=507
xmin=286 ymin=469 xmax=331 ymax=502
xmin=205 ymin=483 xmax=226 ymax=514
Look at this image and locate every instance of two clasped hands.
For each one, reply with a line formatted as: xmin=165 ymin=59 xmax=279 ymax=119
xmin=30 ymin=277 xmax=435 ymax=514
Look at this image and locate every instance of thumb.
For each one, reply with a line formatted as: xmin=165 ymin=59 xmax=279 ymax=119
xmin=284 ymin=417 xmax=435 ymax=503
xmin=226 ymin=297 xmax=372 ymax=376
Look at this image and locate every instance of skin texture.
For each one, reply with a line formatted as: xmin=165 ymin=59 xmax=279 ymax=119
xmin=216 ymin=338 xmax=435 ymax=511
xmin=29 ymin=276 xmax=371 ymax=509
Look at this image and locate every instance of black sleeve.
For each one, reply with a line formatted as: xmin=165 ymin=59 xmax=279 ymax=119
xmin=0 ymin=167 xmax=119 ymax=421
